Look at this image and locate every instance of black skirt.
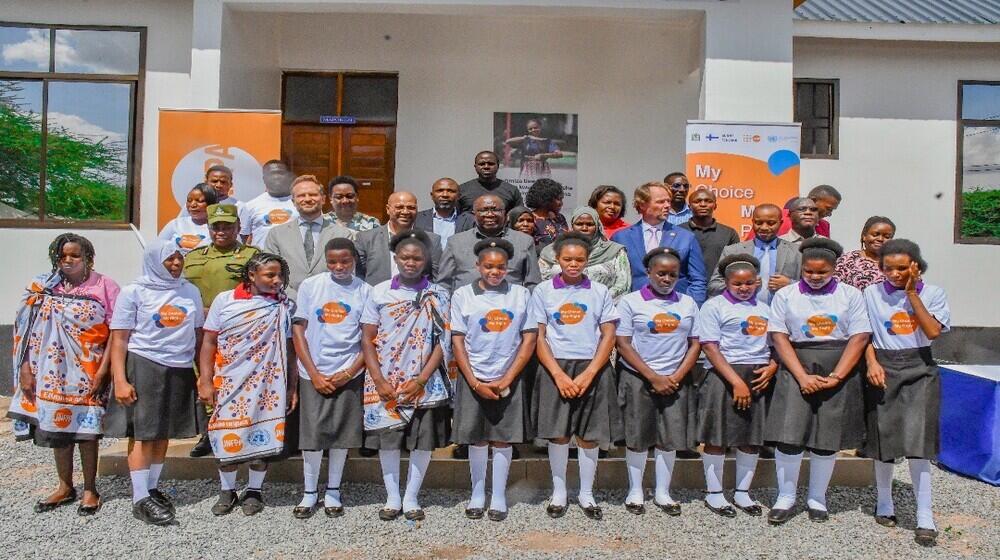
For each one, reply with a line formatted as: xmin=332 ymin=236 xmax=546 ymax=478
xmin=363 ymin=406 xmax=452 ymax=452
xmin=452 ymin=372 xmax=530 ymax=444
xmin=104 ymin=352 xmax=200 ymax=441
xmin=617 ymin=365 xmax=691 ymax=451
xmin=532 ymin=358 xmax=618 ymax=448
xmin=863 ymin=347 xmax=940 ymax=462
xmin=764 ymin=341 xmax=865 ymax=452
xmin=694 ymin=363 xmax=770 ymax=448
xmin=298 ymin=374 xmax=365 ymax=450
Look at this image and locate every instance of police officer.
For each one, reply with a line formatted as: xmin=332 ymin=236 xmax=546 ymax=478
xmin=183 ymin=203 xmax=260 ymax=457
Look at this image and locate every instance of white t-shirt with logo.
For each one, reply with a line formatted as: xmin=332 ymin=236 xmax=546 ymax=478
xmin=527 ymin=276 xmax=619 ymax=361
xmin=768 ymin=280 xmax=871 ymax=343
xmin=697 ymin=293 xmax=772 ymax=365
xmin=616 ymin=288 xmax=698 ymax=375
xmin=863 ymin=282 xmax=950 ymax=350
xmin=450 ymin=282 xmax=533 ymax=381
xmin=110 ymin=282 xmax=205 ymax=367
xmin=240 ymin=193 xmax=298 ymax=248
xmin=158 ymin=215 xmax=211 ymax=254
xmin=293 ymin=274 xmax=372 ymax=380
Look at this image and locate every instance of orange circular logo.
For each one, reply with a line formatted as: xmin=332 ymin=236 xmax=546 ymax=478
xmin=885 ymin=311 xmax=918 ymax=336
xmin=20 ymin=394 xmax=37 ymax=413
xmin=222 ymin=433 xmax=243 ymax=453
xmin=267 ymin=209 xmax=291 ymax=225
xmin=317 ymin=301 xmax=349 ymax=324
xmin=154 ymin=304 xmax=188 ymax=328
xmin=554 ymin=303 xmax=586 ymax=325
xmin=178 ymin=234 xmax=204 ymax=249
xmin=803 ymin=314 xmax=838 ymax=338
xmin=52 ymin=407 xmax=73 ymax=429
xmin=274 ymin=422 xmax=285 ymax=442
xmin=480 ymin=309 xmax=513 ymax=333
xmin=741 ymin=315 xmax=769 ymax=337
xmin=648 ymin=312 xmax=681 ymax=334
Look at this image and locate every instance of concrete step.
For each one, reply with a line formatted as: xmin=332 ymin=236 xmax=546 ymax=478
xmin=98 ymin=438 xmax=874 ymax=489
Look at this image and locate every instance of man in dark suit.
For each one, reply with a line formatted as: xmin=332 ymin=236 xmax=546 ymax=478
xmin=262 ymin=175 xmax=355 ymax=300
xmin=413 ymin=178 xmax=475 ymax=249
xmin=611 ymin=181 xmax=707 ymax=305
xmin=355 ymin=191 xmax=442 ymax=286
xmin=707 ymin=203 xmax=800 ymax=302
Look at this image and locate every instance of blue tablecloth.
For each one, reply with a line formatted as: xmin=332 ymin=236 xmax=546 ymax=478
xmin=939 ymin=365 xmax=1000 ymax=485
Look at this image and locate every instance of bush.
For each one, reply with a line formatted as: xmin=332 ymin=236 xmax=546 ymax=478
xmin=960 ymin=188 xmax=1000 ymax=238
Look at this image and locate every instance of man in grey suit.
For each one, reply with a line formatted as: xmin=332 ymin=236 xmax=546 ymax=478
xmin=413 ymin=178 xmax=475 ymax=249
xmin=263 ymin=175 xmax=355 ymax=300
xmin=708 ymin=204 xmax=800 ymax=302
xmin=437 ymin=193 xmax=541 ymax=291
xmin=355 ymin=191 xmax=442 ymax=286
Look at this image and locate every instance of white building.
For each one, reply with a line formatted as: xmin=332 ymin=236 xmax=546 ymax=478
xmin=0 ymin=0 xmax=998 ymax=361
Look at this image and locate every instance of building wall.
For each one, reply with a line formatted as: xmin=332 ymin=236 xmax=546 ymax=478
xmin=218 ymin=11 xmax=703 ymax=214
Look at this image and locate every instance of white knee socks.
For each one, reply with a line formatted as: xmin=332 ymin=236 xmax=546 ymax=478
xmin=379 ymin=449 xmax=402 ymax=510
xmin=734 ymin=450 xmax=759 ymax=508
xmin=807 ymin=452 xmax=836 ymax=512
xmin=874 ymin=460 xmax=896 ymax=517
xmin=577 ymin=447 xmax=599 ymax=508
xmin=773 ymin=449 xmax=802 ymax=510
xmin=219 ymin=469 xmax=237 ymax=491
xmin=908 ymin=459 xmax=935 ymax=530
xmin=148 ymin=463 xmax=164 ymax=490
xmin=325 ymin=448 xmax=348 ymax=508
xmin=654 ymin=449 xmax=677 ymax=506
xmin=625 ymin=449 xmax=647 ymax=505
xmin=701 ymin=452 xmax=731 ymax=509
xmin=299 ymin=450 xmax=323 ymax=508
xmin=491 ymin=447 xmax=513 ymax=513
xmin=547 ymin=442 xmax=569 ymax=507
xmin=403 ymin=450 xmax=432 ymax=512
xmin=469 ymin=444 xmax=489 ymax=509
xmin=130 ymin=469 xmax=150 ymax=503
xmin=247 ymin=468 xmax=266 ymax=491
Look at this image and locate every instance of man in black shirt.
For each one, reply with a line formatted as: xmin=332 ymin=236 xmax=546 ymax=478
xmin=458 ymin=151 xmax=524 ymax=214
xmin=679 ymin=189 xmax=740 ymax=278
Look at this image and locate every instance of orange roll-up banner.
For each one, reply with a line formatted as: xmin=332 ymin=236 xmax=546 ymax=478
xmin=685 ymin=121 xmax=801 ymax=239
xmin=157 ymin=109 xmax=281 ymax=231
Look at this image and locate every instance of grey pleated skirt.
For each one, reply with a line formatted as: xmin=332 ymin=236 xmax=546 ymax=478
xmin=617 ymin=365 xmax=691 ymax=451
xmin=863 ymin=347 xmax=940 ymax=462
xmin=695 ymin=363 xmax=770 ymax=448
xmin=298 ymin=374 xmax=364 ymax=450
xmin=363 ymin=406 xmax=452 ymax=451
xmin=532 ymin=358 xmax=618 ymax=449
xmin=104 ymin=352 xmax=199 ymax=441
xmin=452 ymin=373 xmax=530 ymax=444
xmin=764 ymin=341 xmax=865 ymax=452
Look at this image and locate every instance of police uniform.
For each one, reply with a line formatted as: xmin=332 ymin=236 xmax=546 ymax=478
xmin=183 ymin=204 xmax=260 ymax=310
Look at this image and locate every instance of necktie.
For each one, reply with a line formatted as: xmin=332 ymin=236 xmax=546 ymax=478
xmin=645 ymin=226 xmax=659 ymax=253
xmin=304 ymin=221 xmax=315 ymax=262
xmin=759 ymin=244 xmax=772 ymax=303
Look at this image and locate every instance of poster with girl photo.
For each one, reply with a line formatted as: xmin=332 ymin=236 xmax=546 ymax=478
xmin=494 ymin=112 xmax=579 ymax=205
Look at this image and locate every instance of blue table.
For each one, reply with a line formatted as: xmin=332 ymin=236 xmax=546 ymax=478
xmin=939 ymin=365 xmax=1000 ymax=485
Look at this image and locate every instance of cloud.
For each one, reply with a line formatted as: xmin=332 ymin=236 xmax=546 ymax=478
xmin=1 ymin=29 xmax=49 ymax=70
xmin=47 ymin=112 xmax=125 ymax=143
xmin=2 ymin=29 xmax=137 ymax=74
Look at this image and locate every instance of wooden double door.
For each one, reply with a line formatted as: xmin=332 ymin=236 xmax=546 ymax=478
xmin=280 ymin=72 xmax=398 ymax=221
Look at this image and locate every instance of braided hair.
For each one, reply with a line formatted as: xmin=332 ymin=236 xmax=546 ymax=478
xmin=239 ymin=252 xmax=291 ymax=295
xmin=48 ymin=233 xmax=96 ymax=272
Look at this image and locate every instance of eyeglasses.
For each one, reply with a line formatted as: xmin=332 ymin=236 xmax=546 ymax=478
xmin=669 ymin=182 xmax=689 ymax=191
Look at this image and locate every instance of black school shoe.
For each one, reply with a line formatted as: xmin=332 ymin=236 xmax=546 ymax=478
xmin=624 ymin=502 xmax=645 ymax=515
xmin=914 ymin=528 xmax=938 ymax=546
xmin=189 ymin=435 xmax=213 ymax=458
xmin=487 ymin=509 xmax=508 ymax=522
xmin=292 ymin=491 xmax=318 ymax=519
xmin=211 ymin=490 xmax=238 ymax=516
xmin=654 ymin=501 xmax=682 ymax=516
xmin=546 ymin=503 xmax=567 ymax=518
xmin=875 ymin=514 xmax=898 ymax=527
xmin=465 ymin=507 xmax=485 ymax=520
xmin=807 ymin=507 xmax=829 ymax=523
xmin=767 ymin=507 xmax=795 ymax=525
xmin=240 ymin=489 xmax=265 ymax=516
xmin=34 ymin=488 xmax=77 ymax=513
xmin=379 ymin=508 xmax=401 ymax=521
xmin=133 ymin=496 xmax=174 ymax=526
xmin=580 ymin=504 xmax=603 ymax=520
xmin=148 ymin=488 xmax=176 ymax=514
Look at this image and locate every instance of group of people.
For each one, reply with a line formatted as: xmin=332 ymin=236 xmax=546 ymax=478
xmin=8 ymin=151 xmax=949 ymax=547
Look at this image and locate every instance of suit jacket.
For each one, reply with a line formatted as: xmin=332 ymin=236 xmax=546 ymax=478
xmin=436 ymin=227 xmax=541 ymax=291
xmin=610 ymin=221 xmax=707 ymax=305
xmin=707 ymin=238 xmax=801 ymax=298
xmin=413 ymin=209 xmax=475 ymax=240
xmin=262 ymin=217 xmax=356 ymax=300
xmin=355 ymin=224 xmax=443 ymax=286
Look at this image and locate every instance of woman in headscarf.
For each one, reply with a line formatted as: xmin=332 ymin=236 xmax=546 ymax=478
xmin=7 ymin=233 xmax=120 ymax=516
xmin=539 ymin=207 xmax=632 ymax=302
xmin=507 ymin=206 xmax=536 ymax=239
xmin=106 ymin=240 xmax=205 ymax=526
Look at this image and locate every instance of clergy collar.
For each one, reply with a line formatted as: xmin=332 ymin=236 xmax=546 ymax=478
xmin=472 ymin=279 xmax=510 ymax=295
xmin=391 ymin=275 xmax=429 ymax=291
xmin=553 ymin=274 xmax=591 ymax=289
xmin=640 ymin=284 xmax=680 ymax=302
xmin=798 ymin=278 xmax=838 ymax=295
xmin=883 ymin=279 xmax=924 ymax=295
xmin=723 ymin=289 xmax=757 ymax=306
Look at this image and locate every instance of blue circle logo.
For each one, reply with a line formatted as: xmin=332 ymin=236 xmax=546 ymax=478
xmin=248 ymin=429 xmax=271 ymax=447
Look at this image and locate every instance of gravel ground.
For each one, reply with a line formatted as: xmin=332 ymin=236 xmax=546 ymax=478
xmin=1 ymin=414 xmax=997 ymax=559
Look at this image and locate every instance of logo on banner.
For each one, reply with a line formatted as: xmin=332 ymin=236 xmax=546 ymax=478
xmin=248 ymin=429 xmax=271 ymax=447
xmin=706 ymin=134 xmax=719 ymax=141
xmin=222 ymin=433 xmax=243 ymax=453
xmin=690 ymin=133 xmax=701 ymax=141
xmin=52 ymin=407 xmax=74 ymax=429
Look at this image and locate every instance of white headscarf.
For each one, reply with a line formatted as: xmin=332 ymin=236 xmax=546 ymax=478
xmin=134 ymin=239 xmax=185 ymax=290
